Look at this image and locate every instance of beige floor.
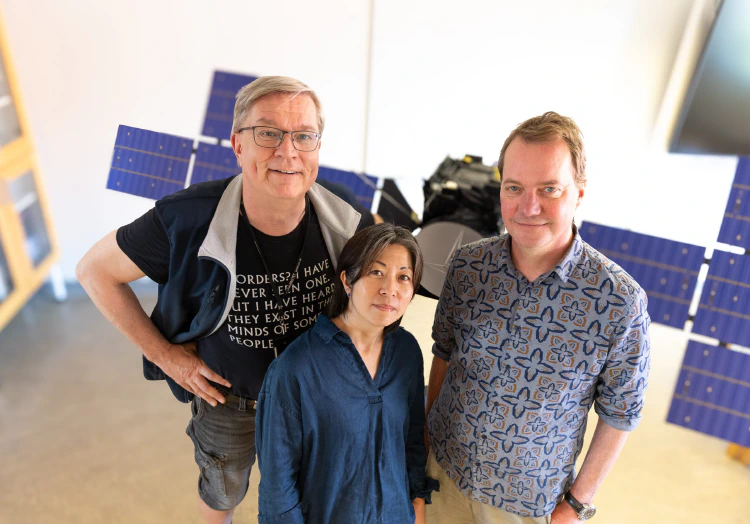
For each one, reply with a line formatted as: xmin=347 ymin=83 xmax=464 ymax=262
xmin=0 ymin=288 xmax=749 ymax=523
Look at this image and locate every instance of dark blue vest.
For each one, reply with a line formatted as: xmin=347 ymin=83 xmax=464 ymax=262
xmin=145 ymin=178 xmax=234 ymax=403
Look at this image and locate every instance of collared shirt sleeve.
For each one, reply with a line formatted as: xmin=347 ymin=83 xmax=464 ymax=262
xmin=595 ymin=288 xmax=651 ymax=431
xmin=256 ymin=360 xmax=305 ymax=524
xmin=405 ymin=341 xmax=440 ymax=502
xmin=432 ymin=249 xmax=461 ymax=361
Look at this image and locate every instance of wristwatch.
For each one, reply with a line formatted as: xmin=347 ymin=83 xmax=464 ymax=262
xmin=563 ymin=491 xmax=596 ymax=520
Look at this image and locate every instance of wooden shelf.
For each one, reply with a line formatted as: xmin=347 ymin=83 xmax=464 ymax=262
xmin=0 ymin=8 xmax=59 ymax=332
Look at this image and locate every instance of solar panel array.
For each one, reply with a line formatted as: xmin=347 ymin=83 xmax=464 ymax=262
xmin=579 ymin=221 xmax=704 ymax=329
xmin=317 ymin=165 xmax=377 ymax=209
xmin=191 ymin=142 xmax=237 ymax=185
xmin=201 ymin=71 xmax=257 ymax=141
xmin=665 ymin=157 xmax=750 ymax=446
xmin=693 ymin=251 xmax=750 ymax=347
xmin=107 ymin=126 xmax=192 ymax=200
xmin=718 ymin=157 xmax=750 ymax=250
xmin=667 ymin=340 xmax=750 ymax=447
xmin=582 ymin=156 xmax=750 ymax=448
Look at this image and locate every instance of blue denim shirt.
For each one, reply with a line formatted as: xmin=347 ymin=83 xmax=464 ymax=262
xmin=429 ymin=230 xmax=651 ymax=518
xmin=256 ymin=315 xmax=438 ymax=523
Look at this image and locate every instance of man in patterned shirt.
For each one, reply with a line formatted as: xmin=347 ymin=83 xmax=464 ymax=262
xmin=425 ymin=112 xmax=651 ymax=523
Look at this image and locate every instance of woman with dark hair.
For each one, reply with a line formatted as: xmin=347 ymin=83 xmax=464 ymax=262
xmin=256 ymin=222 xmax=437 ymax=523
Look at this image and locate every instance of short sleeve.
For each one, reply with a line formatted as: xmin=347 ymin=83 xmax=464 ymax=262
xmin=116 ymin=208 xmax=171 ymax=284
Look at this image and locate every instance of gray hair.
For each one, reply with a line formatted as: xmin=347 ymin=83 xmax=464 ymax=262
xmin=231 ymin=76 xmax=325 ymax=135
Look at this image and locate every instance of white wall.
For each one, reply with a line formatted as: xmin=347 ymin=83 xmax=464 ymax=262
xmin=1 ymin=0 xmax=740 ymax=280
xmin=1 ymin=0 xmax=371 ymax=279
xmin=366 ymin=0 xmax=739 ymax=248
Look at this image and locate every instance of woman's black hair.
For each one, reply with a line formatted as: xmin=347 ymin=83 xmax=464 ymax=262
xmin=328 ymin=222 xmax=423 ymax=334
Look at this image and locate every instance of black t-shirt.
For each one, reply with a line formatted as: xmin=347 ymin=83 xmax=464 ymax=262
xmin=117 ymin=199 xmax=336 ymax=399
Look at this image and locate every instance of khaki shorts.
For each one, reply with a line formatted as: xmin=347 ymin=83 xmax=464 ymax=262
xmin=426 ymin=452 xmax=551 ymax=524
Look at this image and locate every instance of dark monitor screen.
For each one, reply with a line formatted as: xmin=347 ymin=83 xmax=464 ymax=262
xmin=670 ymin=0 xmax=750 ymax=156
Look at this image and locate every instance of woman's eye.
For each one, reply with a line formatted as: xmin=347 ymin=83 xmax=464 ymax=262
xmin=399 ymin=275 xmax=411 ymax=281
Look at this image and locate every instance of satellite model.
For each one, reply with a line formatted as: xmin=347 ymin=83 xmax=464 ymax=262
xmin=104 ymin=70 xmax=750 ymax=455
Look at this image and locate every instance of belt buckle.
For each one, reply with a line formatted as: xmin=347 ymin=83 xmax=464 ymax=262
xmin=238 ymin=396 xmax=257 ymax=412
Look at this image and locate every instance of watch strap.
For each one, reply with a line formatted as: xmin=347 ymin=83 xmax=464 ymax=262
xmin=563 ymin=490 xmax=596 ymax=520
xmin=564 ymin=491 xmax=584 ymax=512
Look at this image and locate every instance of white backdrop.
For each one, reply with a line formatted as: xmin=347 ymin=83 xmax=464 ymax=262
xmin=0 ymin=0 xmax=740 ymax=280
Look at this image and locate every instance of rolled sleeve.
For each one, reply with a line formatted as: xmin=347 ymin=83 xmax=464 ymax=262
xmin=256 ymin=361 xmax=305 ymax=522
xmin=432 ymin=250 xmax=461 ymax=361
xmin=595 ymin=289 xmax=651 ymax=432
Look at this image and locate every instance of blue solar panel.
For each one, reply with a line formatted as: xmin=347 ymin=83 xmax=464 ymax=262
xmin=317 ymin=165 xmax=378 ymax=211
xmin=718 ymin=158 xmax=750 ymax=249
xmin=580 ymin=221 xmax=704 ymax=329
xmin=107 ymin=125 xmax=192 ymax=200
xmin=667 ymin=340 xmax=750 ymax=447
xmin=693 ymin=250 xmax=750 ymax=346
xmin=191 ymin=142 xmax=238 ymax=184
xmin=201 ymin=71 xmax=258 ymax=141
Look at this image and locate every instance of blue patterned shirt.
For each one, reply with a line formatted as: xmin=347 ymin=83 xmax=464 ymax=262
xmin=428 ymin=230 xmax=651 ymax=518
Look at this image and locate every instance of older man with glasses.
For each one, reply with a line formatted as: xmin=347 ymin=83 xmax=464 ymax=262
xmin=77 ymin=76 xmax=361 ymax=524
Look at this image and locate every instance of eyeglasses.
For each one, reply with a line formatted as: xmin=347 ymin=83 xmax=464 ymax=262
xmin=237 ymin=126 xmax=321 ymax=152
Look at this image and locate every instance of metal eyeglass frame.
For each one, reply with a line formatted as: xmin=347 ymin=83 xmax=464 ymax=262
xmin=236 ymin=126 xmax=321 ymax=152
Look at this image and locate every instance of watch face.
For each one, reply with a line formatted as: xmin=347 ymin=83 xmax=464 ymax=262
xmin=580 ymin=506 xmax=597 ymax=520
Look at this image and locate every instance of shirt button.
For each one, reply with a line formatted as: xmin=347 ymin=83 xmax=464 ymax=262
xmin=481 ymin=435 xmax=488 ymax=439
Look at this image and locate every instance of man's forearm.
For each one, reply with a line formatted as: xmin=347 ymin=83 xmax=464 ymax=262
xmin=568 ymin=418 xmax=629 ymax=502
xmin=76 ymin=232 xmax=172 ymax=365
xmin=80 ymin=270 xmax=172 ymax=364
xmin=425 ymin=356 xmax=449 ymax=417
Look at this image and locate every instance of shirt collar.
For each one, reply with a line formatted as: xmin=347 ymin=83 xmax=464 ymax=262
xmin=552 ymin=225 xmax=584 ymax=282
xmin=312 ymin=313 xmax=397 ymax=348
xmin=499 ymin=225 xmax=584 ymax=283
xmin=313 ymin=314 xmax=341 ymax=343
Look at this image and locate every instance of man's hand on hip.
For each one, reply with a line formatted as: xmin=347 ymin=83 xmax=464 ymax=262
xmin=156 ymin=341 xmax=231 ymax=406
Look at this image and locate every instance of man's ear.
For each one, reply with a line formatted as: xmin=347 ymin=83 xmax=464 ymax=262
xmin=575 ymin=181 xmax=586 ymax=208
xmin=230 ymin=133 xmax=242 ymax=167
